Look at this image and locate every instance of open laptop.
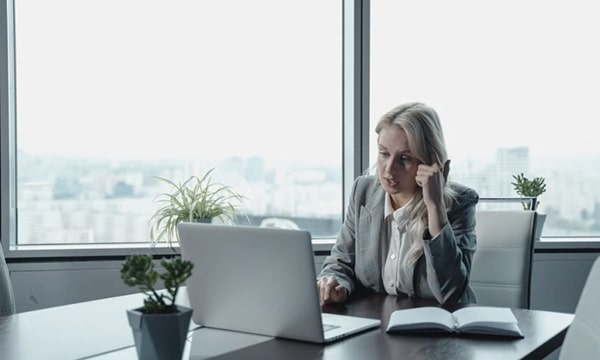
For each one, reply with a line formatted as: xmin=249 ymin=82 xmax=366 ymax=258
xmin=177 ymin=222 xmax=381 ymax=343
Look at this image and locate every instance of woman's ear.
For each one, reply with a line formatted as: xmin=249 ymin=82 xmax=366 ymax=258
xmin=443 ymin=160 xmax=451 ymax=183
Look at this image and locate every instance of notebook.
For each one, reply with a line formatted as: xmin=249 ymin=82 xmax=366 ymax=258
xmin=177 ymin=222 xmax=381 ymax=343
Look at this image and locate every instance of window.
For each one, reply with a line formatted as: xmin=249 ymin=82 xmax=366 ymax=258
xmin=6 ymin=0 xmax=597 ymax=257
xmin=370 ymin=0 xmax=600 ymax=237
xmin=3 ymin=0 xmax=344 ymax=248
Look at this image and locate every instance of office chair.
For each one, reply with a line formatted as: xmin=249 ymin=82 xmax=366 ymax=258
xmin=559 ymin=255 xmax=600 ymax=359
xmin=0 ymin=244 xmax=16 ymax=316
xmin=469 ymin=210 xmax=536 ymax=309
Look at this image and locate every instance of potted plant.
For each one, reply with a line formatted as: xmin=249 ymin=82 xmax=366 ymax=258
xmin=511 ymin=172 xmax=547 ymax=240
xmin=511 ymin=172 xmax=547 ymax=210
xmin=149 ymin=168 xmax=245 ymax=247
xmin=121 ymin=254 xmax=194 ymax=360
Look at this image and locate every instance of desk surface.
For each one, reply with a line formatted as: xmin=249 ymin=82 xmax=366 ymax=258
xmin=203 ymin=294 xmax=573 ymax=360
xmin=0 ymin=292 xmax=144 ymax=360
xmin=0 ymin=290 xmax=573 ymax=360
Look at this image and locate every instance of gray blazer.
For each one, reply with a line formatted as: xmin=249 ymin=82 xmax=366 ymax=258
xmin=318 ymin=175 xmax=479 ymax=305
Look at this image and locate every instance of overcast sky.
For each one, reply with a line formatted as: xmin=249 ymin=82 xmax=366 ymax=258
xmin=14 ymin=0 xmax=599 ymax=168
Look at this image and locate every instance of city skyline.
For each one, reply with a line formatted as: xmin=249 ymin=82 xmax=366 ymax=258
xmin=14 ymin=145 xmax=600 ymax=245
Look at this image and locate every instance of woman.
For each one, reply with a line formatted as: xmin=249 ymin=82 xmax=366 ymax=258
xmin=317 ymin=102 xmax=478 ymax=305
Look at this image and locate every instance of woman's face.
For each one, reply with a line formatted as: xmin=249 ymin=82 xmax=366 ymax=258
xmin=377 ymin=125 xmax=420 ymax=198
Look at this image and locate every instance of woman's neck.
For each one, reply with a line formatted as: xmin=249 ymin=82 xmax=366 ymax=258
xmin=390 ymin=192 xmax=416 ymax=210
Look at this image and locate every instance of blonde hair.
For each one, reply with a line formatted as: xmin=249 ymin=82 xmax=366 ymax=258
xmin=375 ymin=102 xmax=456 ymax=265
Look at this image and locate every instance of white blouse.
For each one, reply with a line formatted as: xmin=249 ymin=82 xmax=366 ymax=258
xmin=382 ymin=194 xmax=415 ymax=296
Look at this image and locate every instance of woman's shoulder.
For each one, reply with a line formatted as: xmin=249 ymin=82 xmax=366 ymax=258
xmin=353 ymin=175 xmax=383 ymax=197
xmin=448 ymin=181 xmax=479 ymax=209
xmin=354 ymin=174 xmax=378 ymax=186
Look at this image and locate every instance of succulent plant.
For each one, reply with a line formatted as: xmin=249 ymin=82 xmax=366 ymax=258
xmin=120 ymin=254 xmax=194 ymax=313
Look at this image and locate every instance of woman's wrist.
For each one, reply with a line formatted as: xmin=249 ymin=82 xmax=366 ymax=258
xmin=427 ymin=203 xmax=448 ymax=236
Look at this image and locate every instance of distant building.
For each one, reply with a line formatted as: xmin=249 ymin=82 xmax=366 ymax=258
xmin=495 ymin=147 xmax=530 ymax=198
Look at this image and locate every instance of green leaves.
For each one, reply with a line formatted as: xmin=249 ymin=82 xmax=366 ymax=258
xmin=120 ymin=254 xmax=158 ymax=290
xmin=149 ymin=168 xmax=245 ymax=247
xmin=120 ymin=254 xmax=194 ymax=314
xmin=511 ymin=172 xmax=547 ymax=210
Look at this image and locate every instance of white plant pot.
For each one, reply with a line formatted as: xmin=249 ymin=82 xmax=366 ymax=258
xmin=533 ymin=213 xmax=546 ymax=241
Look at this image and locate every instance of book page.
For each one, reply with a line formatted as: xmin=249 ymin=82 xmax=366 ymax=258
xmin=387 ymin=307 xmax=455 ymax=332
xmin=453 ymin=307 xmax=517 ymax=327
xmin=452 ymin=307 xmax=522 ymax=337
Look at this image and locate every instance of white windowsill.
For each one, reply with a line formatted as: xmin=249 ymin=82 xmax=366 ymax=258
xmin=5 ymin=237 xmax=600 ymax=260
xmin=6 ymin=238 xmax=339 ymax=259
xmin=535 ymin=237 xmax=600 ymax=251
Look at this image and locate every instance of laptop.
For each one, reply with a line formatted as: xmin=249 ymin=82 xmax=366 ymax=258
xmin=177 ymin=222 xmax=381 ymax=343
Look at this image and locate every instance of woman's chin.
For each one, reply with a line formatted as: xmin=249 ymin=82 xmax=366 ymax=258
xmin=382 ymin=182 xmax=400 ymax=193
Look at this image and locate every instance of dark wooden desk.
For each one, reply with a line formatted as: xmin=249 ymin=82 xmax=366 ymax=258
xmin=210 ymin=293 xmax=574 ymax=360
xmin=0 ymin=292 xmax=144 ymax=360
xmin=0 ymin=291 xmax=573 ymax=360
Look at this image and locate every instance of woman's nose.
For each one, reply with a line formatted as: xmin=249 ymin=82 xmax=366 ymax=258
xmin=385 ymin=157 xmax=398 ymax=174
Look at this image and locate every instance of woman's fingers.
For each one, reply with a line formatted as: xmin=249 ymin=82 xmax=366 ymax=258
xmin=318 ymin=276 xmax=347 ymax=305
xmin=318 ymin=276 xmax=334 ymax=305
xmin=415 ymin=163 xmax=441 ymax=187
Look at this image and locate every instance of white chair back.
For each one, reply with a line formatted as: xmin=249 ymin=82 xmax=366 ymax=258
xmin=470 ymin=210 xmax=536 ymax=308
xmin=559 ymin=256 xmax=600 ymax=359
xmin=0 ymin=245 xmax=16 ymax=316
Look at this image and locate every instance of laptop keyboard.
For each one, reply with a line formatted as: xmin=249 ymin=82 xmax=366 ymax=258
xmin=323 ymin=323 xmax=341 ymax=332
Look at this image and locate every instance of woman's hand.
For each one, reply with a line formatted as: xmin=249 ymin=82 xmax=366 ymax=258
xmin=415 ymin=160 xmax=450 ymax=236
xmin=318 ymin=276 xmax=348 ymax=305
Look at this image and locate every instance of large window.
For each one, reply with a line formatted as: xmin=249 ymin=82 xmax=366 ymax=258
xmin=4 ymin=0 xmax=599 ymax=255
xmin=370 ymin=0 xmax=600 ymax=237
xmin=7 ymin=1 xmax=343 ymax=246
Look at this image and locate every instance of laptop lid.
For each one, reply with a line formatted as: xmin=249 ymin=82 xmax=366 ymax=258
xmin=177 ymin=222 xmax=380 ymax=343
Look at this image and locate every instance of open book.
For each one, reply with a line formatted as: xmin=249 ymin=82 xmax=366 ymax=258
xmin=386 ymin=306 xmax=523 ymax=338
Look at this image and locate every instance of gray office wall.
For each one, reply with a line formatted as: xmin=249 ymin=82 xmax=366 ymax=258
xmin=530 ymin=252 xmax=599 ymax=312
xmin=9 ymin=258 xmax=326 ymax=313
xmin=7 ymin=252 xmax=599 ymax=314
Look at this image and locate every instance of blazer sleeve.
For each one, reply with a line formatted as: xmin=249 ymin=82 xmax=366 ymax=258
xmin=419 ymin=186 xmax=479 ymax=305
xmin=317 ymin=178 xmax=360 ymax=294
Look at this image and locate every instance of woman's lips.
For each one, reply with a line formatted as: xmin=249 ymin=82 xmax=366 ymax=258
xmin=385 ymin=178 xmax=399 ymax=187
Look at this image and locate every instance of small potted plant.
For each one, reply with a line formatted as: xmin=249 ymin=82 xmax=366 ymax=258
xmin=149 ymin=168 xmax=245 ymax=247
xmin=511 ymin=172 xmax=547 ymax=240
xmin=121 ymin=254 xmax=194 ymax=360
xmin=511 ymin=172 xmax=547 ymax=210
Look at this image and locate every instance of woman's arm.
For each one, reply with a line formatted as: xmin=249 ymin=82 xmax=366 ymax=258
xmin=420 ymin=186 xmax=479 ymax=304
